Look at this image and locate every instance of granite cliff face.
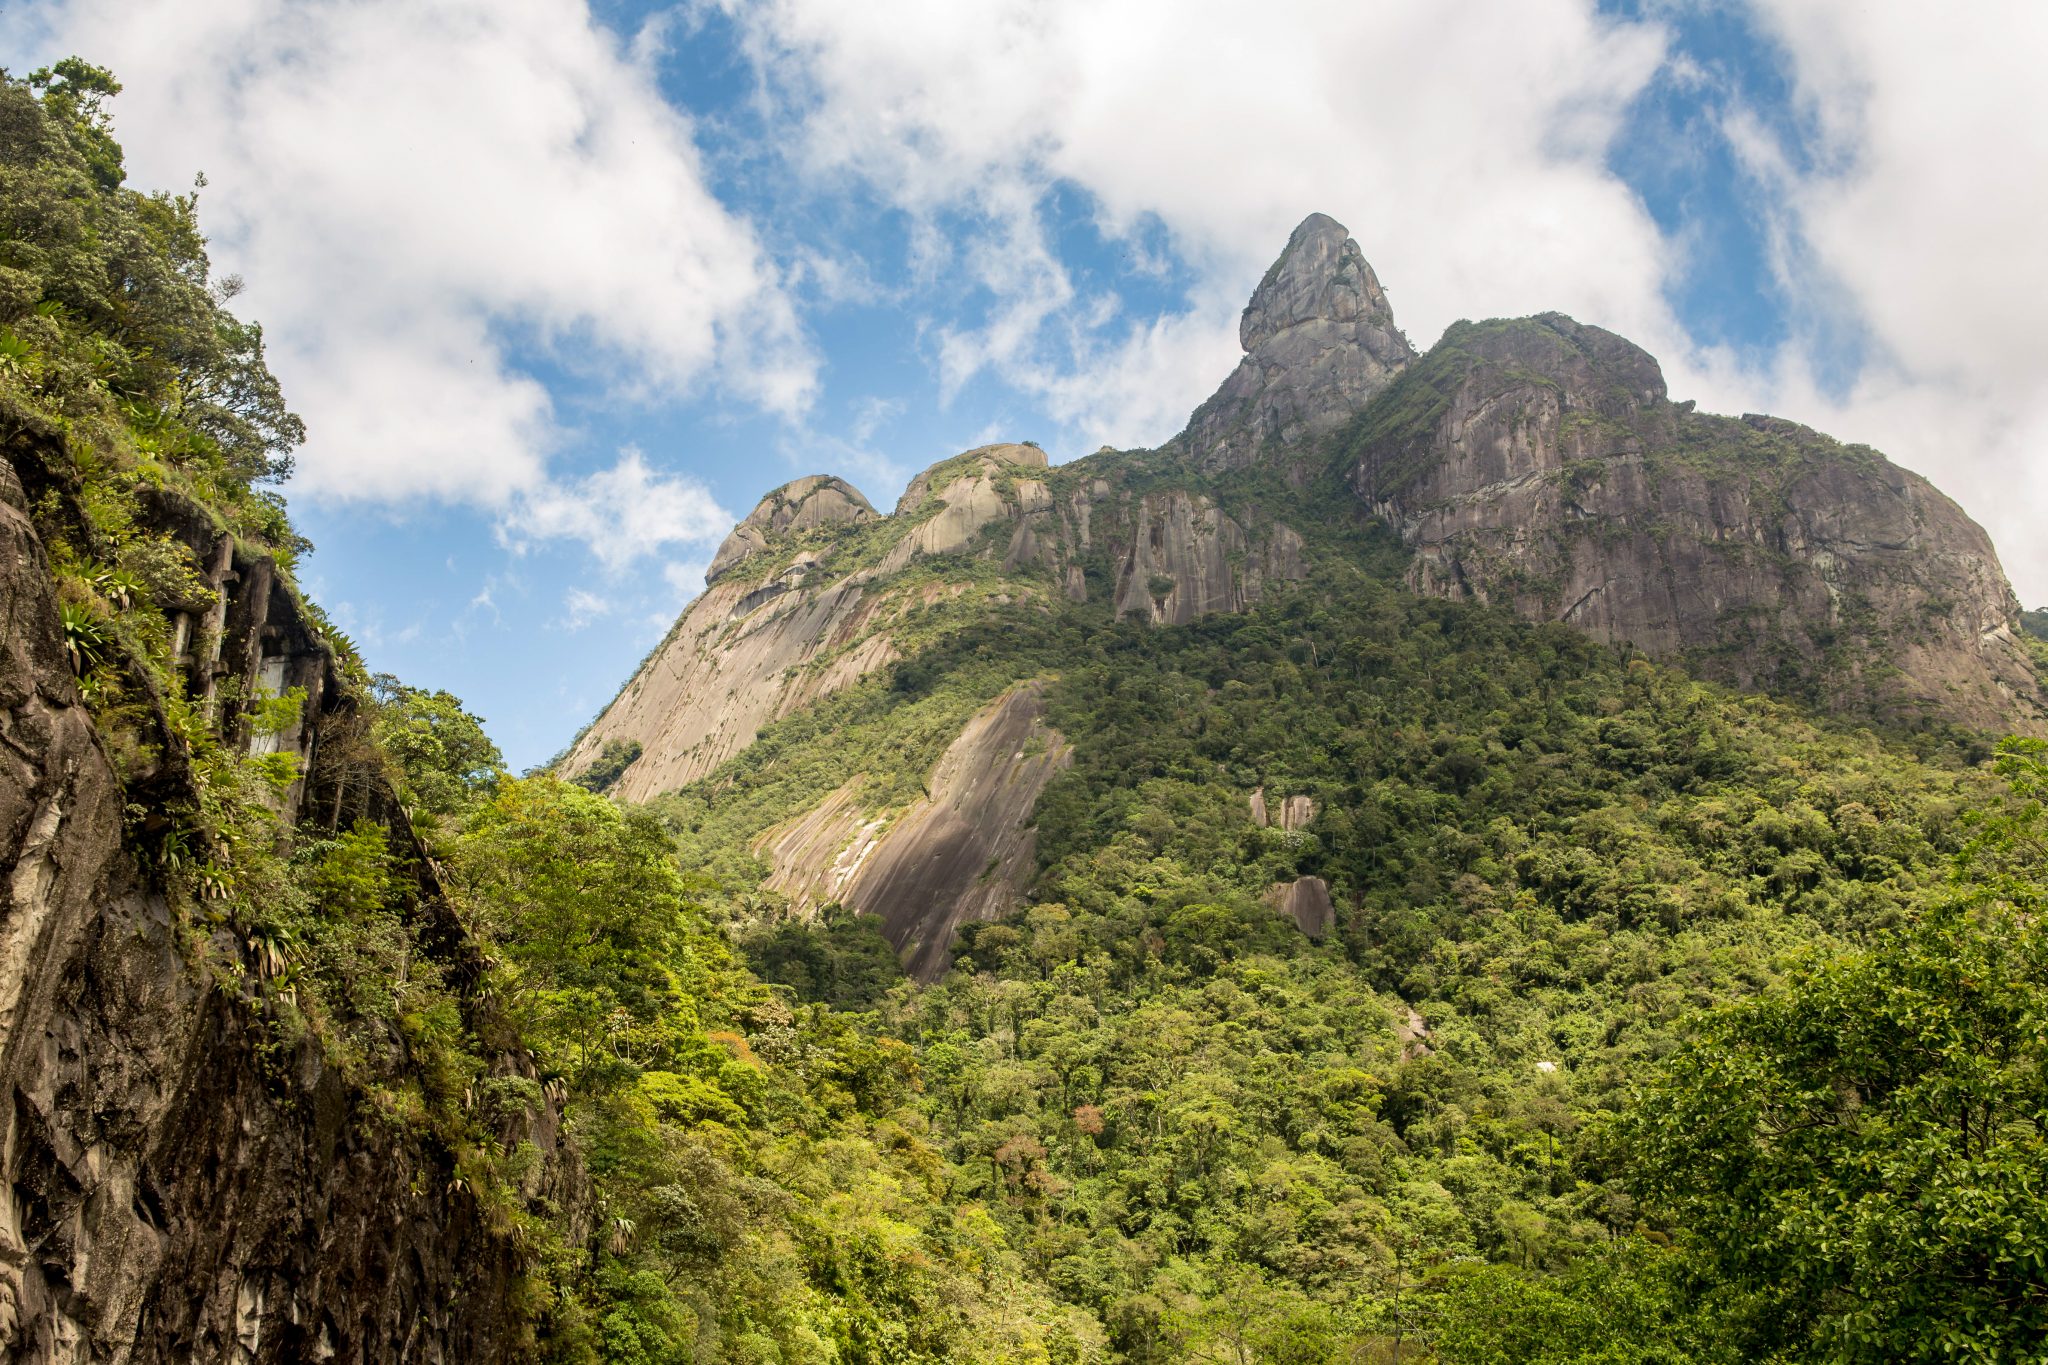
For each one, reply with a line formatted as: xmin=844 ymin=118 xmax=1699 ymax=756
xmin=1172 ymin=212 xmax=1415 ymax=473
xmin=0 ymin=427 xmax=571 ymax=1363
xmin=706 ymin=474 xmax=876 ymax=584
xmin=757 ymin=683 xmax=1071 ymax=981
xmin=1339 ymin=312 xmax=2044 ymax=730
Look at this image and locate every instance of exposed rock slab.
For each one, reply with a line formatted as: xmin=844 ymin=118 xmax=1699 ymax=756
xmin=882 ymin=445 xmax=1050 ymax=572
xmin=1250 ymin=789 xmax=1317 ymax=831
xmin=757 ymin=684 xmax=1071 ymax=981
xmin=1268 ymin=877 xmax=1335 ymax=938
xmin=1111 ymin=491 xmax=1306 ymax=625
xmin=756 ymin=779 xmax=889 ymax=909
xmin=561 ymin=566 xmax=901 ymax=801
xmin=707 ymin=475 xmax=876 ymax=584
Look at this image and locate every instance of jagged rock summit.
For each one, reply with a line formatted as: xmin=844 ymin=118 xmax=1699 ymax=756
xmin=1173 ymin=211 xmax=1416 ymax=471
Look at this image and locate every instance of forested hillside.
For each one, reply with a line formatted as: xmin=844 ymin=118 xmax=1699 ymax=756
xmin=0 ymin=60 xmax=2043 ymax=1365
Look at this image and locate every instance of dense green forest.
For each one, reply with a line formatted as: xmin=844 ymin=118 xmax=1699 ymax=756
xmin=4 ymin=62 xmax=2045 ymax=1363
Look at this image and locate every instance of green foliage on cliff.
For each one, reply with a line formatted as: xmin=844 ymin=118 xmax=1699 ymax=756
xmin=573 ymin=737 xmax=643 ymax=794
xmin=0 ymin=62 xmax=304 ymax=531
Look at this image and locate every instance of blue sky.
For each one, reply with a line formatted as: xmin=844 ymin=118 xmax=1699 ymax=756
xmin=8 ymin=0 xmax=2047 ymax=768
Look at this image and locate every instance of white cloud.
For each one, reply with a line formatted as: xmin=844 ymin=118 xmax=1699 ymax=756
xmin=6 ymin=0 xmax=816 ymax=534
xmin=501 ymin=448 xmax=733 ymax=574
xmin=724 ymin=0 xmax=1677 ymax=448
xmin=559 ymin=587 xmax=612 ymax=632
xmin=1710 ymin=2 xmax=2048 ymax=604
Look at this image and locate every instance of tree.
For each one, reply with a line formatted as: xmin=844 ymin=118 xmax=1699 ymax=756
xmin=455 ymin=777 xmax=689 ymax=1088
xmin=370 ymin=674 xmax=503 ymax=818
xmin=1623 ymin=739 xmax=2048 ymax=1361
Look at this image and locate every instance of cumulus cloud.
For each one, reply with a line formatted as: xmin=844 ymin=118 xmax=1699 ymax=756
xmin=501 ymin=448 xmax=733 ymax=574
xmin=559 ymin=587 xmax=612 ymax=632
xmin=6 ymin=0 xmax=813 ymax=545
xmin=1702 ymin=2 xmax=2048 ymax=603
xmin=723 ymin=0 xmax=1678 ymax=446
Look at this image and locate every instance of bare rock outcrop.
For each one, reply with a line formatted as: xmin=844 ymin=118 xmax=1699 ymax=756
xmin=1267 ymin=877 xmax=1335 ymax=938
xmin=882 ymin=444 xmax=1051 ymax=572
xmin=707 ymin=475 xmax=876 ymax=584
xmin=1343 ymin=313 xmax=2045 ymax=731
xmin=566 ymin=445 xmax=1307 ymax=800
xmin=560 ymin=562 xmax=902 ymax=802
xmin=1171 ymin=212 xmax=1415 ymax=472
xmin=756 ymin=683 xmax=1071 ymax=980
xmin=1249 ymin=789 xmax=1317 ymax=832
xmin=1109 ymin=490 xmax=1306 ymax=625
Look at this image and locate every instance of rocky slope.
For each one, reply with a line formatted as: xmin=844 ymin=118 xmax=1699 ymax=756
xmin=758 ymin=682 xmax=1071 ymax=980
xmin=1170 ymin=211 xmax=1415 ymax=474
xmin=567 ymin=210 xmax=2044 ymax=978
xmin=561 ymin=442 xmax=1307 ymax=801
xmin=0 ymin=428 xmax=567 ymax=1363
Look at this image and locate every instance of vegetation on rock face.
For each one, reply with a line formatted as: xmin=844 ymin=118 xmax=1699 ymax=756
xmin=8 ymin=60 xmax=2048 ymax=1365
xmin=573 ymin=736 xmax=643 ymax=794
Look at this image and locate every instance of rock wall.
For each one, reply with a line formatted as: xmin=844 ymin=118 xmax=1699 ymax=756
xmin=562 ymin=561 xmax=904 ymax=802
xmin=1107 ymin=491 xmax=1306 ymax=626
xmin=0 ymin=434 xmax=563 ymax=1363
xmin=1249 ymin=789 xmax=1317 ymax=832
xmin=707 ymin=475 xmax=876 ymax=585
xmin=1267 ymin=877 xmax=1334 ymax=939
xmin=1172 ymin=212 xmax=1414 ymax=473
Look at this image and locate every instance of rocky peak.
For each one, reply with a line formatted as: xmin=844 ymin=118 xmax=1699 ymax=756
xmin=707 ymin=474 xmax=876 ymax=584
xmin=1240 ymin=212 xmax=1395 ymax=349
xmin=1341 ymin=310 xmax=2045 ymax=734
xmin=1174 ymin=212 xmax=1416 ymax=472
xmin=893 ymin=442 xmax=1048 ymax=516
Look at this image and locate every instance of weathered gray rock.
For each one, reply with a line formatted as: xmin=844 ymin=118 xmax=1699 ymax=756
xmin=0 ymin=434 xmax=561 ymax=1363
xmin=1249 ymin=789 xmax=1317 ymax=831
xmin=882 ymin=445 xmax=1049 ymax=572
xmin=1267 ymin=877 xmax=1335 ymax=938
xmin=707 ymin=474 xmax=877 ymax=584
xmin=1345 ymin=313 xmax=2046 ymax=732
xmin=1110 ymin=491 xmax=1306 ymax=625
xmin=1172 ymin=212 xmax=1415 ymax=471
xmin=560 ymin=565 xmax=902 ymax=801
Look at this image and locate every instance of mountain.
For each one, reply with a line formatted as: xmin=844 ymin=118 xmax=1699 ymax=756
xmin=5 ymin=63 xmax=2048 ymax=1363
xmin=562 ymin=212 xmax=2045 ymax=978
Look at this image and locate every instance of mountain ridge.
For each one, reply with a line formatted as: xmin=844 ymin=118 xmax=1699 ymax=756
xmin=565 ymin=212 xmax=2044 ymax=806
